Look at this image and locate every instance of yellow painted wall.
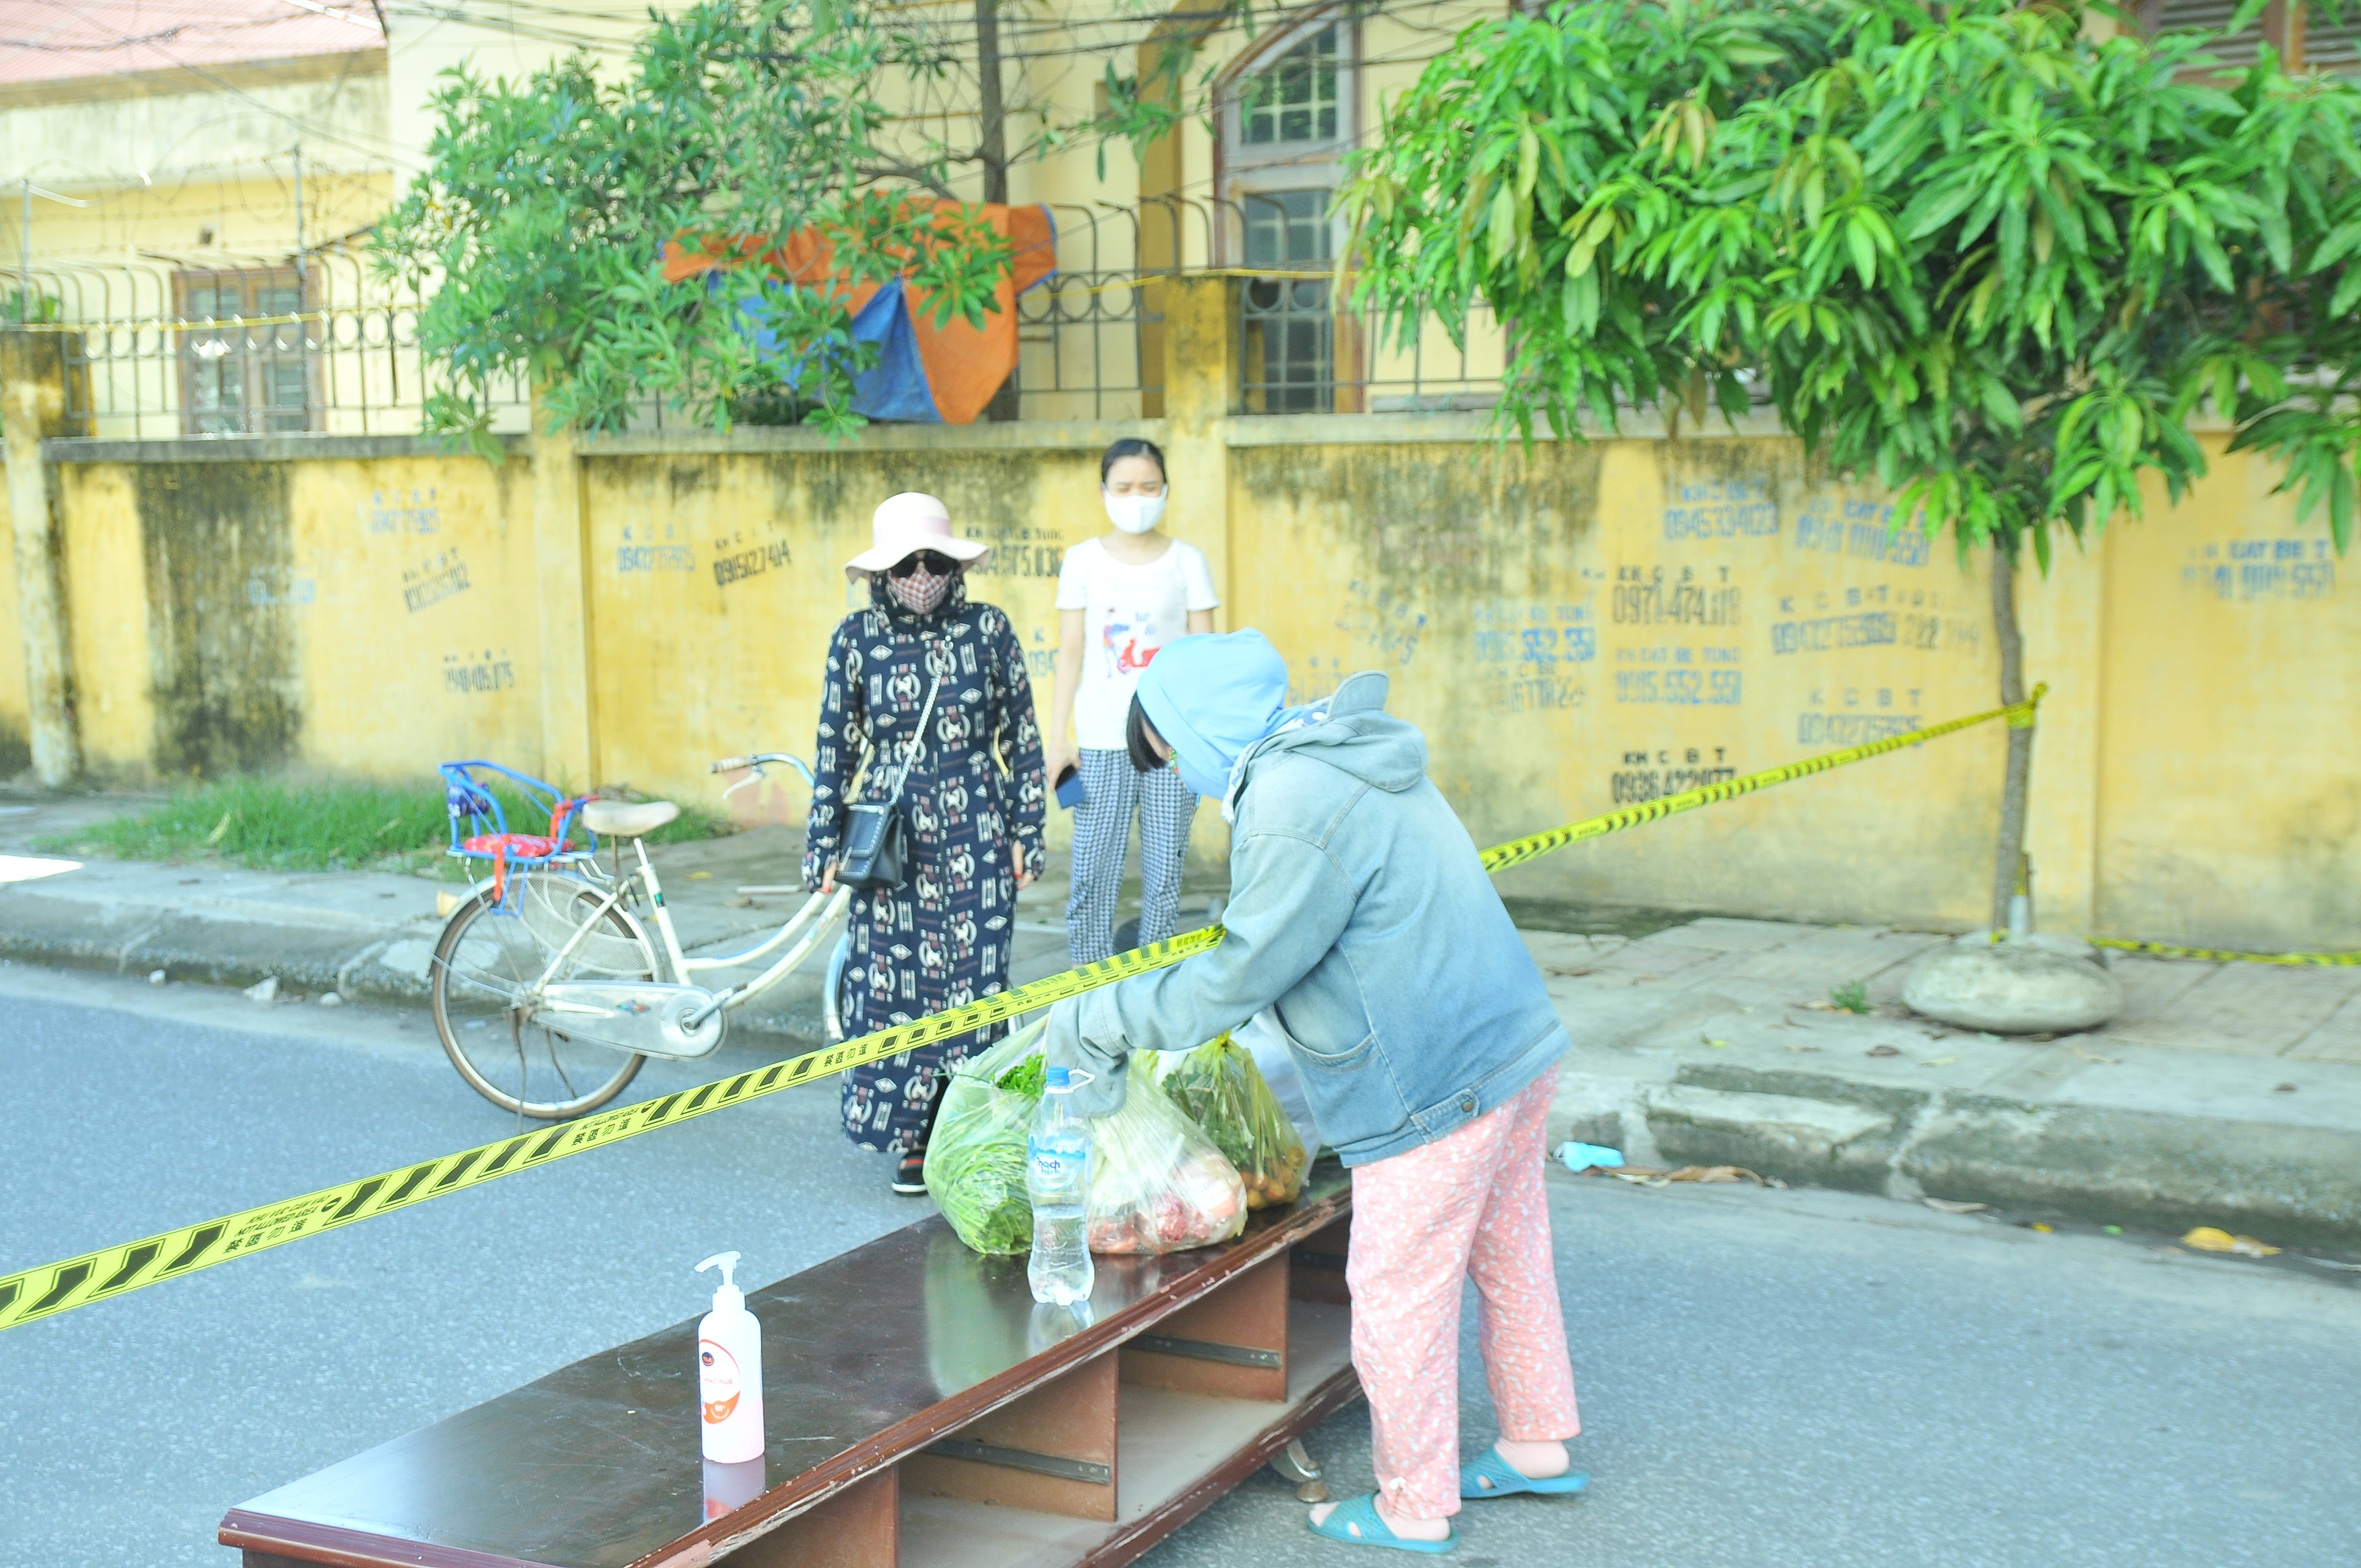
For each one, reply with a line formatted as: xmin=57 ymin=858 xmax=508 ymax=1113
xmin=43 ymin=449 xmax=528 ymax=787
xmin=24 ymin=419 xmax=2357 ymax=951
xmin=54 ymin=464 xmax=150 ymax=779
xmin=577 ymin=438 xmax=1114 ymax=853
xmin=2093 ymin=438 xmax=2361 ymax=950
xmin=279 ymin=458 xmax=537 ymax=780
xmin=1226 ymin=434 xmax=2014 ymax=929
xmin=0 ymin=464 xmax=24 ymax=771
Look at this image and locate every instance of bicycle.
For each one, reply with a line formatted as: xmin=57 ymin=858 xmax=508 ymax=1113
xmin=428 ymin=754 xmax=851 ymax=1119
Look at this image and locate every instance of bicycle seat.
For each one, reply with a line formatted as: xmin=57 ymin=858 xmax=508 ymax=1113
xmin=580 ymin=799 xmax=681 ymax=839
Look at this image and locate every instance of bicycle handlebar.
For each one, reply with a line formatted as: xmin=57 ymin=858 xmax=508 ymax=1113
xmin=710 ymin=751 xmax=819 ymax=786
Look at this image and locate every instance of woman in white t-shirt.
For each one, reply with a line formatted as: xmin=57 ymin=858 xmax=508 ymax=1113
xmin=1047 ymin=439 xmax=1220 ymax=964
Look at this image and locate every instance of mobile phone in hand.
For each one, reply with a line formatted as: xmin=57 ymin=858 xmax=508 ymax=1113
xmin=1054 ymin=763 xmax=1085 ymax=810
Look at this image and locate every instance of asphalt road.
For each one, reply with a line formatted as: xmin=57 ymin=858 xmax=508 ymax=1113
xmin=3 ymin=964 xmax=2357 ymax=1568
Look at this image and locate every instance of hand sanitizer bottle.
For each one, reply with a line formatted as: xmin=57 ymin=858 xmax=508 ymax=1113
xmin=694 ymin=1251 xmax=764 ymax=1464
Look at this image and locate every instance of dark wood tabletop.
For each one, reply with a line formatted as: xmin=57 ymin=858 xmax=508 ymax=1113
xmin=221 ymin=1167 xmax=1352 ymax=1568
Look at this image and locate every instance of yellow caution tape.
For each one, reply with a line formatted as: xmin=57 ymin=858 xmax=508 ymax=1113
xmin=0 ymin=929 xmax=1220 ymax=1334
xmin=1480 ymin=685 xmax=2047 ymax=875
xmin=2090 ymin=939 xmax=2361 ymax=967
xmin=0 ymin=686 xmax=2044 ymax=1333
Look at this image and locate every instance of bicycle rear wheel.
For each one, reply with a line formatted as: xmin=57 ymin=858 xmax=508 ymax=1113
xmin=431 ymin=875 xmax=654 ymax=1119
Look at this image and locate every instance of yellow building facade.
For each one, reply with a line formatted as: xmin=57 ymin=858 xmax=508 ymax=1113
xmin=3 ymin=6 xmax=2357 ymax=955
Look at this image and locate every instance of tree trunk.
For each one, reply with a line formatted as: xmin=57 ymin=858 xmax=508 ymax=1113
xmin=973 ymin=0 xmax=1021 ymax=421
xmin=973 ymin=0 xmax=1009 ymax=205
xmin=1989 ymin=546 xmax=2032 ymax=932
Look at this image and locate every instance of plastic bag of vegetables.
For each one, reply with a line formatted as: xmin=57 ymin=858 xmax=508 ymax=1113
xmin=1085 ymin=1061 xmax=1248 ymax=1255
xmin=1151 ymin=1034 xmax=1309 ymax=1210
xmin=922 ymin=1021 xmax=1049 ymax=1256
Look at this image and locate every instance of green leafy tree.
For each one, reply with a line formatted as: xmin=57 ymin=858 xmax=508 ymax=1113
xmin=370 ymin=0 xmax=1020 ymax=441
xmin=1343 ymin=0 xmax=2361 ymax=925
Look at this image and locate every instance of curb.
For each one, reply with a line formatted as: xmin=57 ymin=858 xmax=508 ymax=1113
xmin=1549 ymin=1058 xmax=2361 ymax=1253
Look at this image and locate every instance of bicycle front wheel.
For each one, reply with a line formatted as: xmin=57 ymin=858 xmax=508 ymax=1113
xmin=431 ymin=876 xmax=653 ymax=1119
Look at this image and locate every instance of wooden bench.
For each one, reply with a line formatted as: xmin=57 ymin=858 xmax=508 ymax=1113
xmin=222 ymin=1167 xmax=1357 ymax=1568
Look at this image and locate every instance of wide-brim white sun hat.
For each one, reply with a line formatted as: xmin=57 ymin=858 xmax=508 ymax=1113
xmin=844 ymin=492 xmax=992 ymax=581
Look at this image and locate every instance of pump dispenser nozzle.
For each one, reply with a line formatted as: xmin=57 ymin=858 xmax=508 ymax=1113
xmin=697 ymin=1251 xmax=744 ymax=1311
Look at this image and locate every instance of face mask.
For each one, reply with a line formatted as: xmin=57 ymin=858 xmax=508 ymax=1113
xmin=884 ymin=560 xmax=953 ymax=615
xmin=1103 ymin=491 xmax=1168 ymax=535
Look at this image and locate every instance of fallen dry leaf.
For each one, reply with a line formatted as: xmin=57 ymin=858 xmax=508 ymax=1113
xmin=1921 ymin=1055 xmax=1961 ymax=1067
xmin=1865 ymin=1044 xmax=1902 ymax=1058
xmin=1606 ymin=1164 xmax=1786 ymax=1190
xmin=2182 ymin=1227 xmax=2280 ymax=1257
xmin=1782 ymin=1044 xmax=1823 ymax=1053
xmin=2070 ymin=1043 xmax=2122 ymax=1065
xmin=1666 ymin=1165 xmax=1782 ymax=1186
xmin=1797 ymin=1000 xmax=1838 ymax=1011
xmin=1701 ymin=1036 xmax=1733 ymax=1048
xmin=1923 ymin=1197 xmax=1988 ymax=1214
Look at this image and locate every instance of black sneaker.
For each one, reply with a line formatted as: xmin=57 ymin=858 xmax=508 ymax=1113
xmin=892 ymin=1153 xmax=928 ymax=1195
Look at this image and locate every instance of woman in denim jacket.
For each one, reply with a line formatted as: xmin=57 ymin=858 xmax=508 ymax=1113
xmin=1047 ymin=629 xmax=1580 ymax=1554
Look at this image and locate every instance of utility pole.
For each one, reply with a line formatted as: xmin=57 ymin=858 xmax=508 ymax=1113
xmin=972 ymin=0 xmax=1018 ymax=418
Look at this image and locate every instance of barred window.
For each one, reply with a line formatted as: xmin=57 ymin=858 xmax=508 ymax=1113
xmin=177 ymin=268 xmax=315 ymax=437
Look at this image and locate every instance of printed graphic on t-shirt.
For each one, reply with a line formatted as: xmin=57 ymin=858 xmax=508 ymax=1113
xmin=1101 ymin=612 xmax=1165 ymax=678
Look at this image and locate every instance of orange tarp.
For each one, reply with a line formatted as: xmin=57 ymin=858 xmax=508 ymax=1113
xmin=663 ymin=201 xmax=1056 ymax=425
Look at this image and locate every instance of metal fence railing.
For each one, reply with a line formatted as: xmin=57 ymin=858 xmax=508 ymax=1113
xmin=10 ymin=197 xmax=1508 ymax=438
xmin=21 ymin=247 xmax=530 ymax=444
xmin=1012 ymin=203 xmax=1165 ymax=421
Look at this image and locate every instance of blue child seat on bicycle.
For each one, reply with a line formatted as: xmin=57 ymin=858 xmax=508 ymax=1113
xmin=439 ymin=760 xmax=600 ymax=908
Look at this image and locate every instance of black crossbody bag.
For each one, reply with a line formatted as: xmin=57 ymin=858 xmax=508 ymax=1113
xmin=836 ymin=669 xmax=942 ymax=892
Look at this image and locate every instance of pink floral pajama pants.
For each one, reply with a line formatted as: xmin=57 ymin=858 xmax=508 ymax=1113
xmin=1346 ymin=1069 xmax=1579 ymax=1521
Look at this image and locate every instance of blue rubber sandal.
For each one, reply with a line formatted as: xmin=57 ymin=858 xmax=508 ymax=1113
xmin=1460 ymin=1448 xmax=1588 ymax=1500
xmin=1306 ymin=1493 xmax=1457 ymax=1554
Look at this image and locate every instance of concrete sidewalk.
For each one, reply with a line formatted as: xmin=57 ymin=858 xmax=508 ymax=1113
xmin=6 ymin=788 xmax=2358 ymax=1249
xmin=1525 ymin=921 xmax=2361 ymax=1251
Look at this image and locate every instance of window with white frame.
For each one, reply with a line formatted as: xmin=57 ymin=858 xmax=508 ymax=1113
xmin=1238 ymin=23 xmax=1342 ymax=146
xmin=1223 ymin=17 xmax=1356 ymax=412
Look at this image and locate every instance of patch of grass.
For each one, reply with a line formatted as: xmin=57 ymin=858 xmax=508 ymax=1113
xmin=1830 ymin=979 xmax=1872 ymax=1015
xmin=39 ymin=778 xmax=733 ymax=876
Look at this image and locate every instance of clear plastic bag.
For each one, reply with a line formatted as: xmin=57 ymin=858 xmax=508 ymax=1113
xmin=926 ymin=1027 xmax=1248 ymax=1258
xmin=1085 ymin=1059 xmax=1248 ymax=1255
xmin=1151 ymin=1033 xmax=1310 ymax=1210
xmin=922 ymin=1021 xmax=1048 ymax=1257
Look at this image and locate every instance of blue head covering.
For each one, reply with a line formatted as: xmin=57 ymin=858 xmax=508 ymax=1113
xmin=1136 ymin=629 xmax=1321 ymax=804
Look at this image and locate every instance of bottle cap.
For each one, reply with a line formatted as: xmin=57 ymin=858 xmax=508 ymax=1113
xmin=1045 ymin=1065 xmax=1071 ymax=1091
xmin=696 ymin=1251 xmax=744 ymax=1311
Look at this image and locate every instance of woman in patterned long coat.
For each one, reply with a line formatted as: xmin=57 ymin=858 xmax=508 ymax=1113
xmin=806 ymin=493 xmax=1048 ymax=1193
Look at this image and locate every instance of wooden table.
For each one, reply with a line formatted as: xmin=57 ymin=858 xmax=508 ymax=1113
xmin=222 ymin=1168 xmax=1357 ymax=1568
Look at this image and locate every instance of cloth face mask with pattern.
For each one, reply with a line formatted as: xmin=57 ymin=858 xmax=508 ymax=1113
xmin=885 ymin=552 xmax=956 ymax=615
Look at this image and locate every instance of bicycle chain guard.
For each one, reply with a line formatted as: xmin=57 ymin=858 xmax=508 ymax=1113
xmin=532 ymin=982 xmax=727 ymax=1060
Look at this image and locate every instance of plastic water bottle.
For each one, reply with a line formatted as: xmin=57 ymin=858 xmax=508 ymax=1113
xmin=1026 ymin=1066 xmax=1096 ymax=1305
